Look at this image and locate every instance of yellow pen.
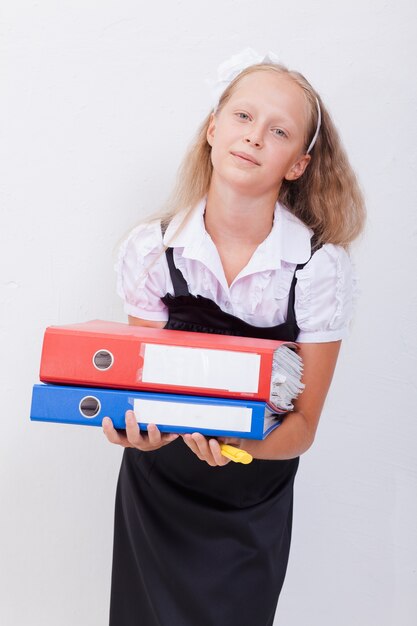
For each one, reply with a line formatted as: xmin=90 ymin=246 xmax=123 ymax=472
xmin=220 ymin=444 xmax=253 ymax=465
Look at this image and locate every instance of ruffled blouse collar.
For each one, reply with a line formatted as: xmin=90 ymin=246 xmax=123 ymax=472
xmin=163 ymin=198 xmax=312 ymax=290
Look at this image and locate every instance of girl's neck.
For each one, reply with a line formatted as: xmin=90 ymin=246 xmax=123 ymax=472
xmin=204 ymin=180 xmax=278 ymax=247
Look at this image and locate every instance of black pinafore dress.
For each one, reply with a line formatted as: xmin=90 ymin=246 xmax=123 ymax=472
xmin=109 ymin=245 xmax=311 ymax=626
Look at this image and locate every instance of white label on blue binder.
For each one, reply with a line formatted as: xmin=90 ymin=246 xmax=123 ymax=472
xmin=141 ymin=344 xmax=260 ymax=393
xmin=133 ymin=399 xmax=252 ymax=431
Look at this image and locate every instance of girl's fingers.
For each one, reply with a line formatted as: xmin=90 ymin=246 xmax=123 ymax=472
xmin=164 ymin=433 xmax=180 ymax=443
xmin=125 ymin=412 xmax=179 ymax=450
xmin=209 ymin=438 xmax=229 ymax=465
xmin=182 ymin=433 xmax=231 ymax=466
xmin=125 ymin=410 xmax=143 ymax=446
xmin=104 ymin=416 xmax=223 ymax=461
xmin=104 ymin=412 xmax=180 ymax=451
xmin=182 ymin=433 xmax=199 ymax=454
xmin=192 ymin=433 xmax=214 ymax=460
xmin=102 ymin=417 xmax=132 ymax=448
xmin=146 ymin=423 xmax=162 ymax=446
xmin=183 ymin=433 xmax=208 ymax=462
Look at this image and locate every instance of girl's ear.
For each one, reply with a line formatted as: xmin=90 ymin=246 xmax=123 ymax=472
xmin=284 ymin=154 xmax=311 ymax=181
xmin=206 ymin=113 xmax=216 ymax=146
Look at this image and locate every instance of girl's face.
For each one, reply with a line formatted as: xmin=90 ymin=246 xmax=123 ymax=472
xmin=207 ymin=70 xmax=311 ymax=198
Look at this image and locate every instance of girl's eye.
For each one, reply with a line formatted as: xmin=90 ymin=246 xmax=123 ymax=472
xmin=273 ymin=128 xmax=287 ymax=138
xmin=236 ymin=112 xmax=250 ymax=120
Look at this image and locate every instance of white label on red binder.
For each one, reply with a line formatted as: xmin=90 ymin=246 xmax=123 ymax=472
xmin=141 ymin=344 xmax=261 ymax=393
xmin=133 ymin=399 xmax=253 ymax=431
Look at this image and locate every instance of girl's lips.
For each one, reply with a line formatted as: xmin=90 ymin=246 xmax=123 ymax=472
xmin=230 ymin=151 xmax=260 ymax=165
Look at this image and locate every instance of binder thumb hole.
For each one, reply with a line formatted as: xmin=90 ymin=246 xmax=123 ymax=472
xmin=79 ymin=396 xmax=101 ymax=418
xmin=93 ymin=350 xmax=114 ymax=371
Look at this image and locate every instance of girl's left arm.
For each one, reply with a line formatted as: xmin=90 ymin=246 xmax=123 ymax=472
xmin=182 ymin=341 xmax=341 ymax=464
xmin=242 ymin=340 xmax=341 ymax=460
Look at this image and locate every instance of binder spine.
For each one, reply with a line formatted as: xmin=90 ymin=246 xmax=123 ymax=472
xmin=30 ymin=384 xmax=275 ymax=439
xmin=39 ymin=326 xmax=272 ymax=401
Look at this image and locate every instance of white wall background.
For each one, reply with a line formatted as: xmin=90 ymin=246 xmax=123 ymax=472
xmin=1 ymin=1 xmax=416 ymax=625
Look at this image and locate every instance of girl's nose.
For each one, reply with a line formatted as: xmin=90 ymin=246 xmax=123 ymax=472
xmin=244 ymin=134 xmax=262 ymax=148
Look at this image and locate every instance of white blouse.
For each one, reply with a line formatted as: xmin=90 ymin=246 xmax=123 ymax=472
xmin=115 ymin=199 xmax=358 ymax=343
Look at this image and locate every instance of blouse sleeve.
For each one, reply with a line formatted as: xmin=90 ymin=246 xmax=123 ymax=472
xmin=115 ymin=221 xmax=170 ymax=322
xmin=294 ymin=243 xmax=359 ymax=343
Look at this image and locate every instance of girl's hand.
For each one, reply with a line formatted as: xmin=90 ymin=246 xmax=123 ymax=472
xmin=102 ymin=411 xmax=179 ymax=451
xmin=182 ymin=433 xmax=242 ymax=467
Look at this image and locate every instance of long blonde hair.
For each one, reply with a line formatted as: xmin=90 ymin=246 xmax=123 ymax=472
xmin=156 ymin=62 xmax=366 ymax=247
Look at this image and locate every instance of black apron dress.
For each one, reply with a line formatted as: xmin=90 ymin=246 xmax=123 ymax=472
xmin=109 ymin=244 xmax=313 ymax=626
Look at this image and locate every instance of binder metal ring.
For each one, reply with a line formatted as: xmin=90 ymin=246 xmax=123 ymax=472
xmin=92 ymin=349 xmax=114 ymax=371
xmin=79 ymin=396 xmax=101 ymax=418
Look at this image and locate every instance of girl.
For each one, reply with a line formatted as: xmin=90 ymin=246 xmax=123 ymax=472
xmin=103 ymin=50 xmax=365 ymax=626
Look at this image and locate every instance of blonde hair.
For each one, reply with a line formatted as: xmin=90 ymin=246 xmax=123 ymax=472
xmin=155 ymin=63 xmax=366 ymax=247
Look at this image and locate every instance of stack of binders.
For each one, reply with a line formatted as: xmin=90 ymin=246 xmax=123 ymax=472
xmin=30 ymin=320 xmax=305 ymax=440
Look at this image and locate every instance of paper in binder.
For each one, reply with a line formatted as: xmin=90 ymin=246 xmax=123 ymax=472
xmin=40 ymin=320 xmax=304 ymax=412
xmin=30 ymin=384 xmax=282 ymax=440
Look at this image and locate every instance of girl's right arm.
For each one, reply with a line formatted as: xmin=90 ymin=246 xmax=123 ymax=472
xmin=102 ymin=316 xmax=180 ymax=451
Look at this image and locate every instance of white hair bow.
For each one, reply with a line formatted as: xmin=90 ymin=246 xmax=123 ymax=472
xmin=207 ymin=47 xmax=281 ymax=111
